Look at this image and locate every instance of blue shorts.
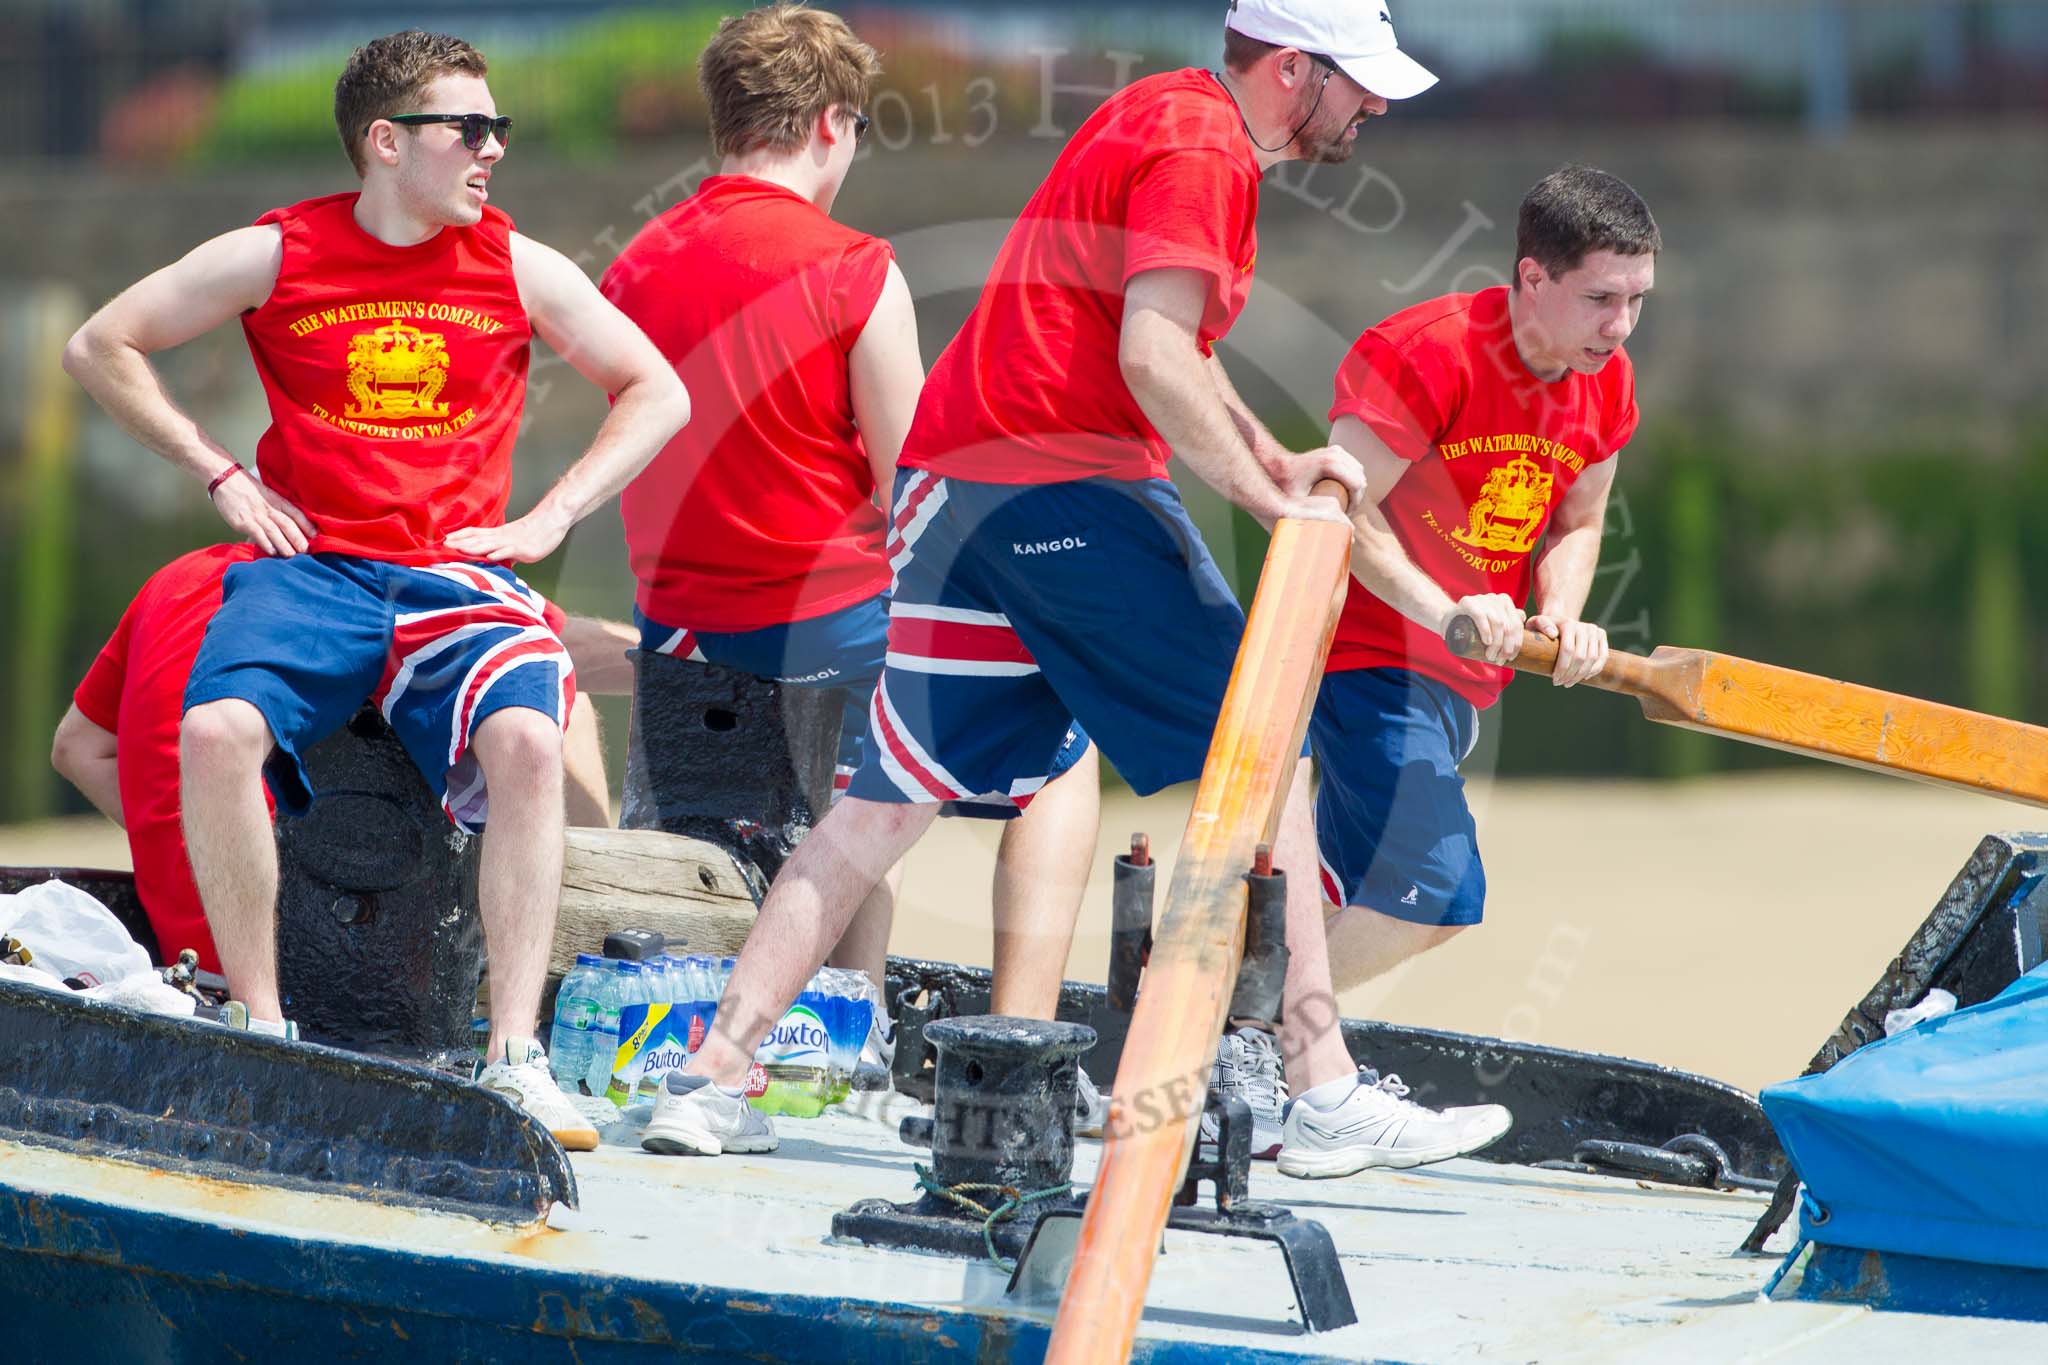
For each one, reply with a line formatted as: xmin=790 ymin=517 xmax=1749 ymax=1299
xmin=847 ymin=471 xmax=1246 ymax=810
xmin=1310 ymin=667 xmax=1486 ymax=927
xmin=639 ymin=593 xmax=1087 ymax=815
xmin=184 ymin=555 xmax=573 ymax=833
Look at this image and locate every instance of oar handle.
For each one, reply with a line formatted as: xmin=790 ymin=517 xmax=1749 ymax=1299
xmin=1309 ymin=477 xmax=1353 ymax=513
xmin=1444 ymin=615 xmax=1558 ymax=675
xmin=1442 ymin=614 xmax=1669 ymax=702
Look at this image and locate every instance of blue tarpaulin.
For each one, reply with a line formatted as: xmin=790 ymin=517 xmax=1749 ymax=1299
xmin=1762 ymin=963 xmax=2048 ymax=1271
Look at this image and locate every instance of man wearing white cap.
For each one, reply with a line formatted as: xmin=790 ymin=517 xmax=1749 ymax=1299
xmin=652 ymin=0 xmax=1510 ymax=1179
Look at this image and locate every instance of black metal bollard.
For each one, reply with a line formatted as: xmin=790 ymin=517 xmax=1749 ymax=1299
xmin=619 ymin=649 xmax=846 ymax=895
xmin=274 ymin=707 xmax=483 ymax=1059
xmin=836 ymin=1015 xmax=1097 ymax=1262
xmin=1228 ymin=844 xmax=1289 ymax=1026
xmin=924 ymin=1016 xmax=1097 ymax=1195
xmin=1106 ymin=833 xmax=1154 ymax=1013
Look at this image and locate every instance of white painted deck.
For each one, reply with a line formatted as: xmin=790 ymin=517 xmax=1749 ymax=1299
xmin=8 ymin=1089 xmax=2046 ymax=1362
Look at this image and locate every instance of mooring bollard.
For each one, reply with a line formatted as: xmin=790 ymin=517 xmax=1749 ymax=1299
xmin=834 ymin=1015 xmax=1097 ymax=1264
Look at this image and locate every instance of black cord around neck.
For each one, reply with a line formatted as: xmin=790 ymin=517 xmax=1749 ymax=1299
xmin=1219 ymin=63 xmax=1332 ymax=155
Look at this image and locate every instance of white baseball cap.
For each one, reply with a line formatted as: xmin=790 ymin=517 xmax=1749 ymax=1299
xmin=1224 ymin=0 xmax=1438 ymax=101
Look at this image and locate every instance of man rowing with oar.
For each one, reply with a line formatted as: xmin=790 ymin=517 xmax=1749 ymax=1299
xmin=645 ymin=0 xmax=1506 ymax=1177
xmin=1300 ymin=165 xmax=1658 ymax=1172
xmin=61 ymin=29 xmax=689 ymax=1151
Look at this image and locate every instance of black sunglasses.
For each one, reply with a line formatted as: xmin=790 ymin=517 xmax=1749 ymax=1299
xmin=850 ymin=109 xmax=871 ymax=143
xmin=391 ymin=112 xmax=513 ymax=152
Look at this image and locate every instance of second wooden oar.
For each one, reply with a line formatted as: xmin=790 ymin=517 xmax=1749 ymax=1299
xmin=1445 ymin=617 xmax=2048 ymax=808
xmin=1045 ymin=486 xmax=1353 ymax=1363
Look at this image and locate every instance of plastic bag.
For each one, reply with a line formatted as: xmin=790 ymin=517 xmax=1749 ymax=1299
xmin=0 ymin=960 xmax=65 ymax=993
xmin=81 ymin=972 xmax=197 ymax=1018
xmin=1 ymin=880 xmax=153 ymax=988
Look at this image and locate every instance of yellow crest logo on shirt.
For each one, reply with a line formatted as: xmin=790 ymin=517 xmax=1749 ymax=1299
xmin=1451 ymin=455 xmax=1553 ymax=555
xmin=344 ymin=321 xmax=451 ymax=421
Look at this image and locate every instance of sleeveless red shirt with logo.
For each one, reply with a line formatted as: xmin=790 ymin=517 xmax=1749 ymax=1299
xmin=899 ymin=68 xmax=1261 ymax=486
xmin=1327 ymin=287 xmax=1639 ymax=707
xmin=602 ymin=175 xmax=894 ymax=632
xmin=239 ymin=193 xmax=532 ymax=563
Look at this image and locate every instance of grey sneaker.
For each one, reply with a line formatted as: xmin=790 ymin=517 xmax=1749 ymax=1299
xmin=1073 ymin=1066 xmax=1109 ymax=1138
xmin=642 ymin=1071 xmax=779 ymax=1156
xmin=476 ymin=1039 xmax=600 ymax=1153
xmin=206 ymin=1000 xmax=300 ymax=1041
xmin=1200 ymin=1026 xmax=1287 ymax=1159
xmin=1277 ymin=1070 xmax=1511 ymax=1178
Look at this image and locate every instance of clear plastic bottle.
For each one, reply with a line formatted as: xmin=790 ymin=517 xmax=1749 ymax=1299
xmin=548 ymin=953 xmax=604 ymax=1087
xmin=583 ymin=958 xmax=628 ymax=1099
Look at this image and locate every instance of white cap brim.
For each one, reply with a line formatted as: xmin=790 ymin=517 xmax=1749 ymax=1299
xmin=1334 ymin=47 xmax=1438 ymax=101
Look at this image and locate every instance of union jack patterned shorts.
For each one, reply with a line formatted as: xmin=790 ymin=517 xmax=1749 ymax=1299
xmin=184 ymin=553 xmax=574 ymax=832
xmin=636 ymin=594 xmax=1088 ymax=815
xmin=846 ymin=471 xmax=1248 ymax=811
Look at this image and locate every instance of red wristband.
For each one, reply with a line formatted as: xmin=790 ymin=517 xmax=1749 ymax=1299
xmin=206 ymin=464 xmax=249 ymax=500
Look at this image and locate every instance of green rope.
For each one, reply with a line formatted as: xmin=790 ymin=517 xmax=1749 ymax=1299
xmin=913 ymin=1162 xmax=1072 ymax=1271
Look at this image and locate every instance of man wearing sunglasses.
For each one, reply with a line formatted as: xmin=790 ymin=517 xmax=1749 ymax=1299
xmin=605 ymin=7 xmax=1101 ymax=1159
xmin=60 ymin=29 xmax=689 ymax=1152
xmin=655 ymin=0 xmax=1505 ymax=1179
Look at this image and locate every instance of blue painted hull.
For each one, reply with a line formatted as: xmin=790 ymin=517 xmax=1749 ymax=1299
xmin=0 ymin=1180 xmax=1360 ymax=1365
xmin=1799 ymin=1242 xmax=2048 ymax=1325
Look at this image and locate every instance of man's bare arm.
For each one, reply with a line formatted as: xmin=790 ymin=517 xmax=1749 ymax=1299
xmin=446 ymin=234 xmax=691 ymax=564
xmin=1206 ymin=352 xmax=1291 ymax=473
xmin=50 ymin=705 xmax=123 ymax=826
xmin=849 ymin=262 xmax=923 ymax=515
xmin=1329 ymin=414 xmax=1524 ymax=665
xmin=557 ymin=613 xmax=638 ymax=697
xmin=1120 ymin=269 xmax=1359 ymax=526
xmin=1527 ymin=455 xmax=1618 ymax=686
xmin=61 ymin=226 xmax=316 ymax=556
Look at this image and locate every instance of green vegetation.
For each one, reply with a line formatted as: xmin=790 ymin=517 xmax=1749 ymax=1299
xmin=199 ymin=9 xmax=728 ymax=166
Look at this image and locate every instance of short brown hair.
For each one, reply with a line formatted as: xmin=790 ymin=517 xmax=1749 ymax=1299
xmin=1515 ymin=164 xmax=1661 ymax=286
xmin=334 ymin=30 xmax=489 ymax=177
xmin=698 ymin=4 xmax=880 ymax=159
xmin=1222 ymin=29 xmax=1280 ymax=74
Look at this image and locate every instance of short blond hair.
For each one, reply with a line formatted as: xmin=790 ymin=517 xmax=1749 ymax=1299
xmin=698 ymin=4 xmax=880 ymax=158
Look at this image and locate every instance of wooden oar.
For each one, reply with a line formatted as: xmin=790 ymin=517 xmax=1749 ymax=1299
xmin=1045 ymin=484 xmax=1353 ymax=1364
xmin=1445 ymin=618 xmax=2048 ymax=808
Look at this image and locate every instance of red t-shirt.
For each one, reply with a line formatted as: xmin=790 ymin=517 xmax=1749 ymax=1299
xmin=900 ymin=69 xmax=1261 ymax=485
xmin=1326 ymin=287 xmax=1639 ymax=706
xmin=72 ymin=544 xmax=261 ymax=974
xmin=240 ymin=194 xmax=533 ymax=563
xmin=603 ymin=176 xmax=894 ymax=631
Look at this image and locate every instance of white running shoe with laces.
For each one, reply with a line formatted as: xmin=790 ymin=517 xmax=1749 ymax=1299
xmin=1277 ymin=1070 xmax=1510 ymax=1178
xmin=476 ymin=1039 xmax=600 ymax=1152
xmin=1073 ymin=1066 xmax=1109 ymax=1138
xmin=642 ymin=1072 xmax=779 ymax=1156
xmin=1199 ymin=1026 xmax=1288 ymax=1159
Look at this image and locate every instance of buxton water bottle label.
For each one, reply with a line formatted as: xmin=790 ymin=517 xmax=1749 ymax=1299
xmin=610 ymin=1003 xmax=693 ymax=1097
xmin=758 ymin=1000 xmax=831 ymax=1067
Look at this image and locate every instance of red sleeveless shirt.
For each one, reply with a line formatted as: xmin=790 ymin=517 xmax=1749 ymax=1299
xmin=239 ymin=193 xmax=531 ymax=563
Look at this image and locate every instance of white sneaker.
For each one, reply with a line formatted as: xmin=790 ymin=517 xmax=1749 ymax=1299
xmin=1200 ymin=1026 xmax=1287 ymax=1159
xmin=642 ymin=1072 xmax=779 ymax=1156
xmin=205 ymin=1000 xmax=300 ymax=1040
xmin=1073 ymin=1066 xmax=1109 ymax=1138
xmin=1277 ymin=1070 xmax=1511 ymax=1178
xmin=476 ymin=1039 xmax=600 ymax=1153
xmin=860 ymin=1013 xmax=896 ymax=1072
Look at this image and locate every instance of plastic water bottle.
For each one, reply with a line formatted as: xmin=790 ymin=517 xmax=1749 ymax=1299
xmin=602 ymin=960 xmax=649 ymax=1103
xmin=548 ymin=953 xmax=604 ymax=1087
xmin=750 ymin=968 xmax=853 ymax=1119
xmin=583 ymin=959 xmax=626 ymax=1099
